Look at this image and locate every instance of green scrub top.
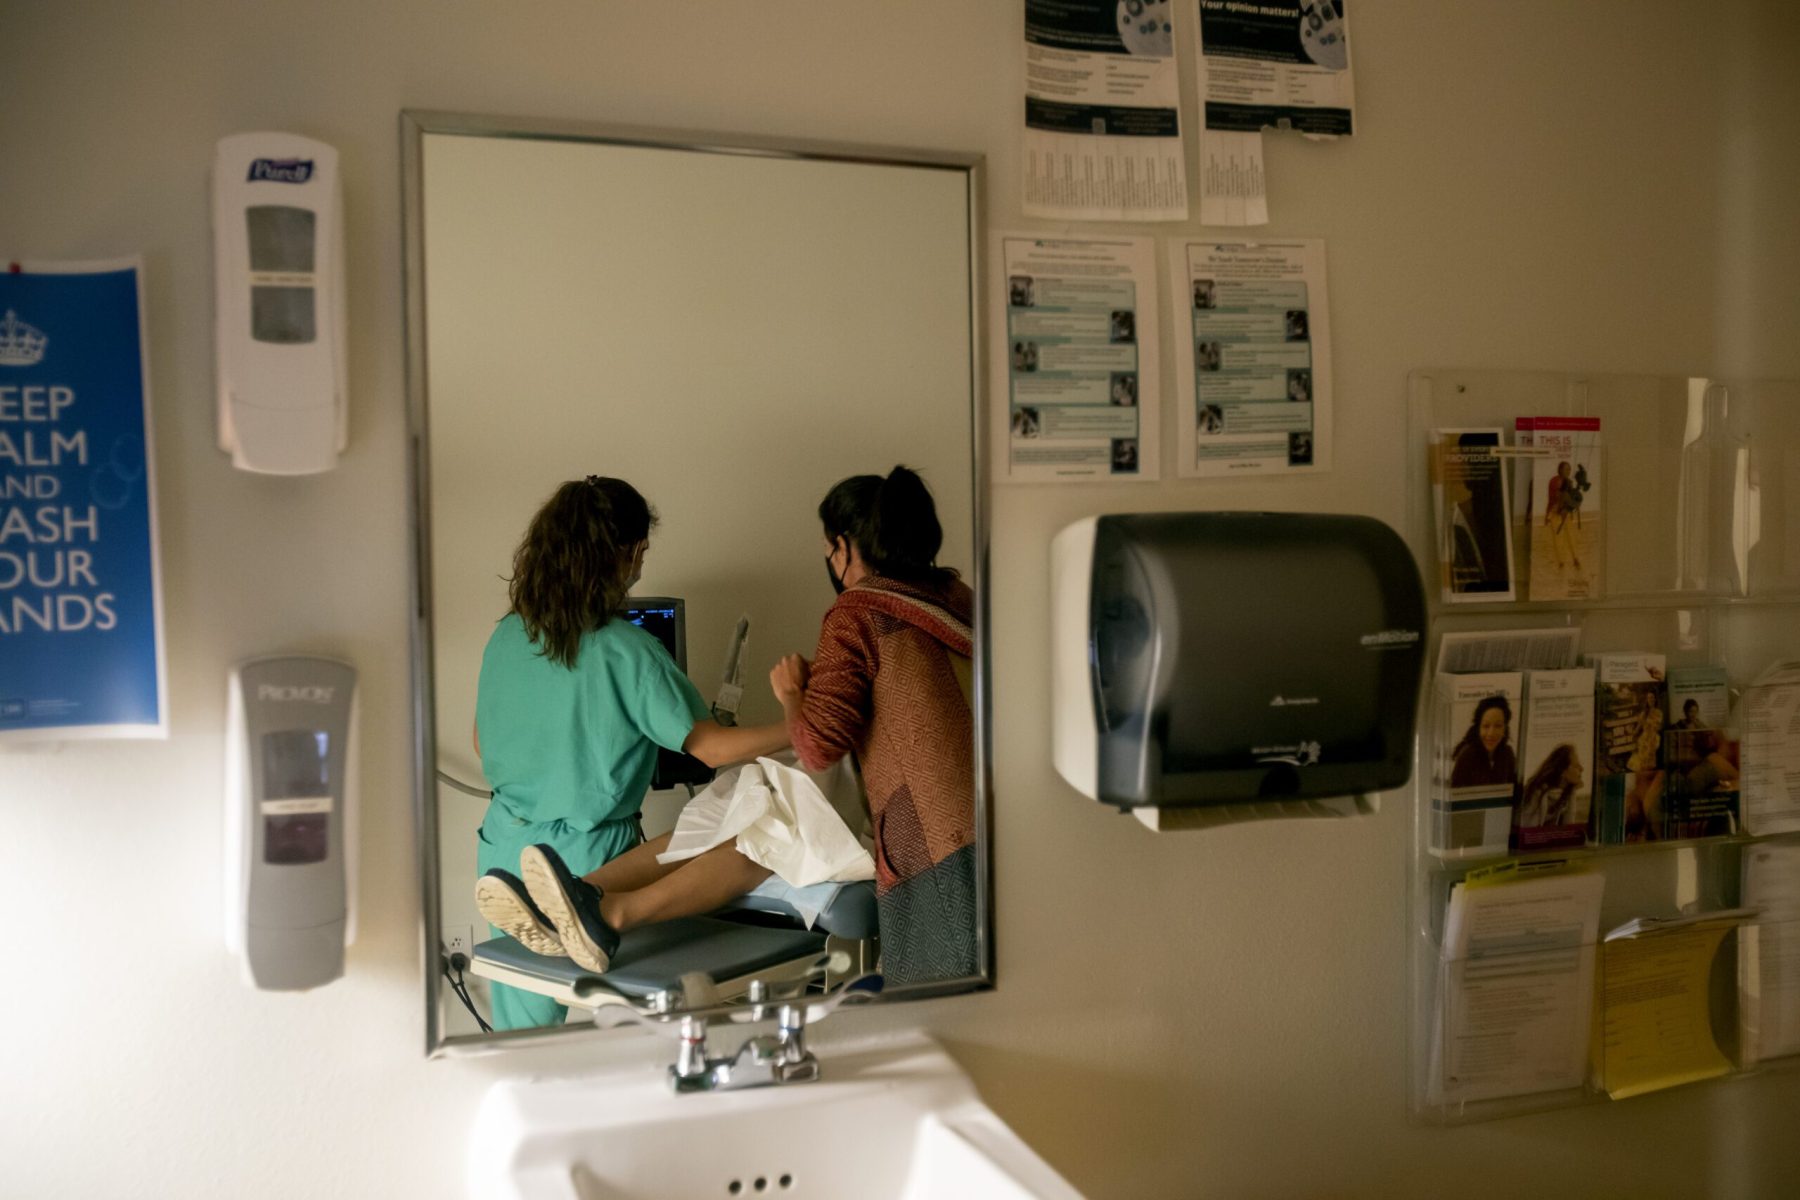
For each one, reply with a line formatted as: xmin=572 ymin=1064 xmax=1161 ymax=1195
xmin=475 ymin=613 xmax=710 ymax=829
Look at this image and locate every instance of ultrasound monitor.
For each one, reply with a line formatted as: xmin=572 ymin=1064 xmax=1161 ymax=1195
xmin=623 ymin=597 xmax=715 ymax=792
xmin=623 ymin=597 xmax=686 ymax=669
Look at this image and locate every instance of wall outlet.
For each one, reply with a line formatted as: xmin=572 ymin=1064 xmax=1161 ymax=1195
xmin=443 ymin=924 xmax=475 ymax=960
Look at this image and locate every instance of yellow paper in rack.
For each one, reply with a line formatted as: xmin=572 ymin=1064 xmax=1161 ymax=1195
xmin=1601 ymin=922 xmax=1734 ymax=1099
xmin=1464 ymin=859 xmax=1579 ymax=889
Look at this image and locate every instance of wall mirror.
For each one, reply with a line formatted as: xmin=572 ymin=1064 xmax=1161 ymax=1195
xmin=402 ymin=112 xmax=989 ymax=1052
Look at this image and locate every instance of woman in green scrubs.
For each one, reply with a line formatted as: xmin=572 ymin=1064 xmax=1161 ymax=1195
xmin=472 ymin=476 xmax=788 ymax=1031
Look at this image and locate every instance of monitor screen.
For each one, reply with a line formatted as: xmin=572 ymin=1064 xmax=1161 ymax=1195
xmin=624 ymin=597 xmax=684 ymax=670
xmin=621 ymin=597 xmax=712 ymax=790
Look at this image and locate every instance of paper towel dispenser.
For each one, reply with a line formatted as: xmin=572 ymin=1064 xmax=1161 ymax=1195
xmin=1051 ymin=512 xmax=1426 ymax=819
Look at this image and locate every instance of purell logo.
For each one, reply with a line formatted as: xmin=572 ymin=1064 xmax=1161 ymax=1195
xmin=258 ymin=683 xmax=335 ymax=704
xmin=1360 ymin=628 xmax=1421 ymax=648
xmin=247 ymin=157 xmax=314 ymax=184
xmin=1269 ymin=695 xmax=1320 ymax=708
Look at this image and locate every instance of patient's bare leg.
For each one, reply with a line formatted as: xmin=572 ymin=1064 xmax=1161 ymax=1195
xmin=584 ymin=832 xmax=680 ymax=893
xmin=600 ymin=844 xmax=772 ymax=934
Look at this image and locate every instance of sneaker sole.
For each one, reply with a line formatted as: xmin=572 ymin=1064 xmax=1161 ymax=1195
xmin=473 ymin=875 xmax=566 ymax=958
xmin=520 ymin=847 xmax=613 ymax=974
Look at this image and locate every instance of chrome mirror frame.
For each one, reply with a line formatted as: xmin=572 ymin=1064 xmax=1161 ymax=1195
xmin=399 ymin=109 xmax=991 ymax=1056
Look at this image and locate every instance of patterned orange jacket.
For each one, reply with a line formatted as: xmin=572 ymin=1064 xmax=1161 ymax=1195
xmin=790 ymin=573 xmax=977 ymax=983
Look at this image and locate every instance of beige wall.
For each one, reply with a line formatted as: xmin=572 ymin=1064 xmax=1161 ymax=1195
xmin=1 ymin=2 xmax=1796 ymax=1197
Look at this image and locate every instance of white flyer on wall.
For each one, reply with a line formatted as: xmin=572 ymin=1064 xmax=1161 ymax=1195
xmin=1197 ymin=127 xmax=1269 ymax=226
xmin=1023 ymin=0 xmax=1188 ymax=221
xmin=1194 ymin=0 xmax=1356 ymax=137
xmin=995 ymin=233 xmax=1161 ymax=483
xmin=1170 ymin=237 xmax=1330 ymax=476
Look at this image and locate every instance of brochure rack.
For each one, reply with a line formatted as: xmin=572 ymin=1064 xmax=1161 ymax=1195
xmin=1406 ymin=369 xmax=1800 ymax=1124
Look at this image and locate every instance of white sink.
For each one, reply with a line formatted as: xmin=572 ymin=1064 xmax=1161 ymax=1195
xmin=468 ymin=1035 xmax=1084 ymax=1200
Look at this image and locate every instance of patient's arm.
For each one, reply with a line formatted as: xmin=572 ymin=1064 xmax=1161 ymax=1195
xmin=682 ymin=718 xmax=789 ymax=768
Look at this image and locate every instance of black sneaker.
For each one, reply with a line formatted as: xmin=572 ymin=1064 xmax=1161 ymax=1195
xmin=473 ymin=868 xmax=565 ymax=958
xmin=519 ymin=843 xmax=620 ymax=974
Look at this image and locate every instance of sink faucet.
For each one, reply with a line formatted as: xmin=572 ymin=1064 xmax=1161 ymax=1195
xmin=576 ymin=961 xmax=884 ymax=1094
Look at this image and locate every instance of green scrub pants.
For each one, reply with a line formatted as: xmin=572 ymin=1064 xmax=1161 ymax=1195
xmin=475 ymin=806 xmax=641 ymax=1032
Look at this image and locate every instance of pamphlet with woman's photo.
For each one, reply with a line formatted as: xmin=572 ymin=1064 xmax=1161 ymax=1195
xmin=1518 ymin=417 xmax=1602 ymax=601
xmin=1515 ymin=667 xmax=1595 ymax=851
xmin=1431 ymin=671 xmax=1521 ymax=858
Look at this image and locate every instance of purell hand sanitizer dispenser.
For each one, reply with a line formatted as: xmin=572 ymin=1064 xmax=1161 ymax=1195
xmin=212 ymin=133 xmax=347 ymax=474
xmin=224 ymin=656 xmax=358 ymax=990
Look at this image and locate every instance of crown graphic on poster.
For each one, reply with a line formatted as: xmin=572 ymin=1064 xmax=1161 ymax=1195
xmin=0 ymin=310 xmax=47 ymax=366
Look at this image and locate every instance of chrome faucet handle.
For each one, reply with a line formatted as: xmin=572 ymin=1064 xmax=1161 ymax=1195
xmin=579 ymin=969 xmax=886 ymax=1094
xmin=579 ymin=967 xmax=882 ymax=1027
xmin=581 ymin=981 xmax=695 ymax=1039
xmin=795 ymin=969 xmax=884 ymax=1023
xmin=578 ymin=982 xmax=752 ymax=1027
xmin=749 ymin=972 xmax=884 ymax=1088
xmin=580 ymin=981 xmax=720 ymax=1090
xmin=718 ymin=950 xmax=853 ymax=1024
xmin=577 ymin=962 xmax=882 ymax=1025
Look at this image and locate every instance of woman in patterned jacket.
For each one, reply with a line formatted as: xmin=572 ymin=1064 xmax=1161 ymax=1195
xmin=772 ymin=466 xmax=977 ymax=985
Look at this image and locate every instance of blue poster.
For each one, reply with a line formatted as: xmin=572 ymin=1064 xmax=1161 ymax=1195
xmin=0 ymin=260 xmax=166 ymax=738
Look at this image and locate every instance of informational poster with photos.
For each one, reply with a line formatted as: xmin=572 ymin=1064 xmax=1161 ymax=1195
xmin=994 ymin=233 xmax=1161 ymax=483
xmin=0 ymin=259 xmax=166 ymax=739
xmin=1022 ymin=0 xmax=1189 ymax=221
xmin=1169 ymin=237 xmax=1331 ymax=476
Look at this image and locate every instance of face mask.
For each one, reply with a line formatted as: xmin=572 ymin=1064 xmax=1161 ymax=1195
xmin=824 ymin=538 xmax=846 ymax=594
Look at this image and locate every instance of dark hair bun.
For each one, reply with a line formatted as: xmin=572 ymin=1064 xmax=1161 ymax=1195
xmin=818 ymin=465 xmax=948 ymax=583
xmin=869 ymin=466 xmax=942 ymax=575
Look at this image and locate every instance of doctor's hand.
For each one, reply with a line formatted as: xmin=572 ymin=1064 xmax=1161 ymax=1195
xmin=771 ymin=654 xmax=810 ymax=709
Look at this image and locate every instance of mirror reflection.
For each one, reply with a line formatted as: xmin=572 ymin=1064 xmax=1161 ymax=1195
xmin=410 ymin=117 xmax=986 ymax=1042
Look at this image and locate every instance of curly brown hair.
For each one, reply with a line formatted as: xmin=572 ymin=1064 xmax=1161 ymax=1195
xmin=507 ymin=476 xmax=655 ymax=668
